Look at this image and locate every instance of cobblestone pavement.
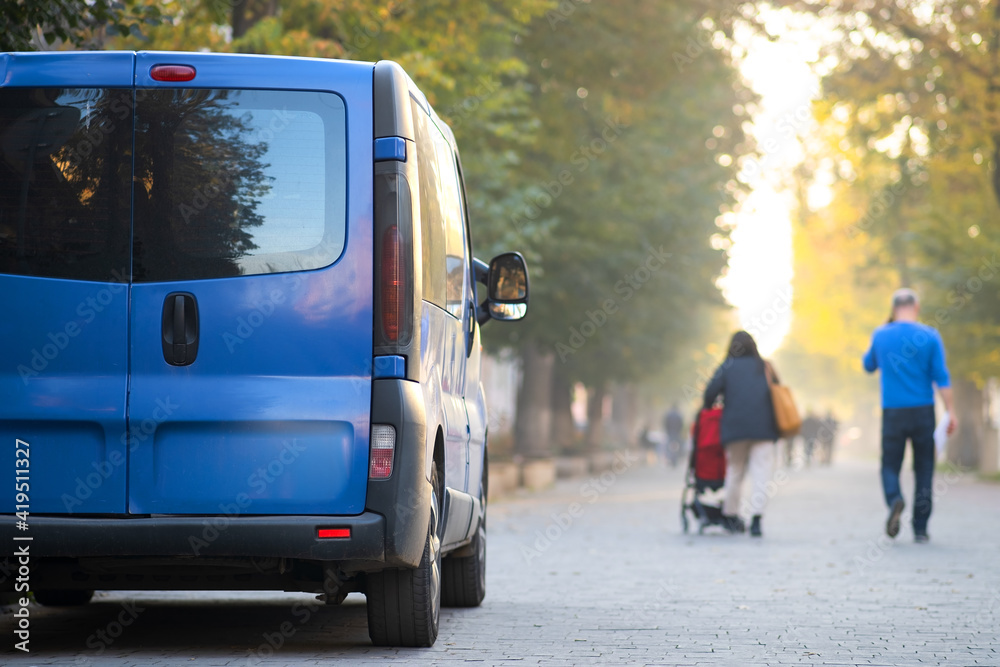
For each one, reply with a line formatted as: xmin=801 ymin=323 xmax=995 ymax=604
xmin=3 ymin=453 xmax=999 ymax=665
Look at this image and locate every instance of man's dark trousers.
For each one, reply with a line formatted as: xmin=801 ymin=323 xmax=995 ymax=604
xmin=880 ymin=405 xmax=936 ymax=534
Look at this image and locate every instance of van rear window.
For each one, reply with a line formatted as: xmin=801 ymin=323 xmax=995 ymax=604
xmin=0 ymin=87 xmax=348 ymax=283
xmin=133 ymin=89 xmax=347 ymax=281
xmin=0 ymin=88 xmax=131 ymax=282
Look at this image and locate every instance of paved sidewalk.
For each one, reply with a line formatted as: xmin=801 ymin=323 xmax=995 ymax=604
xmin=485 ymin=456 xmax=1000 ymax=665
xmin=3 ymin=454 xmax=999 ymax=665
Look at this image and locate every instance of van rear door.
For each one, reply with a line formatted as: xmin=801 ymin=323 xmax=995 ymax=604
xmin=0 ymin=53 xmax=134 ymax=514
xmin=125 ymin=53 xmax=375 ymax=515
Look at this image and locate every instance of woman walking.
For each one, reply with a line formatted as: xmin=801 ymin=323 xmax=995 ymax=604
xmin=702 ymin=331 xmax=779 ymax=537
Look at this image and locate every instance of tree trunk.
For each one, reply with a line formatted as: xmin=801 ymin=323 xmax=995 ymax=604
xmin=550 ymin=364 xmax=576 ymax=454
xmin=949 ymin=378 xmax=983 ymax=468
xmin=610 ymin=383 xmax=639 ymax=448
xmin=231 ymin=0 xmax=281 ymax=40
xmin=514 ymin=342 xmax=554 ymax=460
xmin=231 ymin=0 xmax=251 ymax=39
xmin=585 ymin=383 xmax=607 ymax=452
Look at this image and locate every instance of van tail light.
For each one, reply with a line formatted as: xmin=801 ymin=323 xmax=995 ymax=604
xmin=318 ymin=528 xmax=351 ymax=539
xmin=374 ymin=172 xmax=413 ymax=350
xmin=380 ymin=225 xmax=402 ymax=343
xmin=370 ymin=425 xmax=396 ymax=479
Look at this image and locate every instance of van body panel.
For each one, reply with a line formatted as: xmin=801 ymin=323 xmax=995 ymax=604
xmin=420 ymin=302 xmax=469 ymax=493
xmin=13 ymin=513 xmax=387 ymax=562
xmin=0 ymin=275 xmax=128 ymax=513
xmin=0 ymin=51 xmax=135 ymax=87
xmin=126 ymin=53 xmax=375 ymax=515
xmin=466 ymin=325 xmax=488 ymax=502
xmin=366 ymin=378 xmax=429 ymax=568
xmin=127 ymin=260 xmax=373 ymax=516
xmin=134 ymin=51 xmax=376 ymax=93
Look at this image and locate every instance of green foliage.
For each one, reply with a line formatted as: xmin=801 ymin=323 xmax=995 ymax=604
xmin=0 ymin=0 xmax=162 ymax=50
xmin=769 ymin=0 xmax=1000 ymax=383
xmin=507 ymin=0 xmax=751 ymax=387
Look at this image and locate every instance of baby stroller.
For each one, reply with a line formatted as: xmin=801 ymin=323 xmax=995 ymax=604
xmin=680 ymin=407 xmax=728 ymax=534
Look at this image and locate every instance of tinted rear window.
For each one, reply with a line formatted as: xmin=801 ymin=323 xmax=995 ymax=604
xmin=133 ymin=89 xmax=347 ymax=282
xmin=0 ymin=88 xmax=131 ymax=282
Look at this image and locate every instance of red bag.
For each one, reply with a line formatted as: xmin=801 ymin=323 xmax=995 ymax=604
xmin=692 ymin=407 xmax=725 ymax=484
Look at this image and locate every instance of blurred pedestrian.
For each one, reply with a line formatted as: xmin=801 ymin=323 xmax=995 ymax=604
xmin=781 ymin=435 xmax=795 ymax=468
xmin=664 ymin=403 xmax=684 ymax=468
xmin=817 ymin=410 xmax=838 ymax=465
xmin=703 ymin=330 xmax=781 ymax=537
xmin=863 ymin=288 xmax=956 ymax=543
xmin=800 ymin=411 xmax=821 ymax=465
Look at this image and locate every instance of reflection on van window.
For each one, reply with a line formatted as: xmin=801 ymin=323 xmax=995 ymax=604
xmin=433 ymin=127 xmax=467 ymax=319
xmin=412 ymin=100 xmax=446 ymax=309
xmin=0 ymin=88 xmax=131 ymax=282
xmin=133 ymin=89 xmax=346 ymax=282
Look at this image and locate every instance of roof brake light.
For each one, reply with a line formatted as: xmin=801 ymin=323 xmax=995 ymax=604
xmin=150 ymin=65 xmax=197 ymax=82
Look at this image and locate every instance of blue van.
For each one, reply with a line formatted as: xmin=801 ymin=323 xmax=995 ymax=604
xmin=0 ymin=51 xmax=528 ymax=647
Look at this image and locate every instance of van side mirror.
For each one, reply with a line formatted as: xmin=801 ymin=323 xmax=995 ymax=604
xmin=484 ymin=252 xmax=528 ymax=322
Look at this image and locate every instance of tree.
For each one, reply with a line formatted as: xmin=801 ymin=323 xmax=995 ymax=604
xmin=768 ymin=0 xmax=1000 ymax=466
xmin=0 ymin=0 xmax=162 ymax=50
xmin=503 ymin=0 xmax=753 ymax=454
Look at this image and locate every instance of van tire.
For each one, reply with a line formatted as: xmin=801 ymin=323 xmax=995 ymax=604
xmin=442 ymin=489 xmax=486 ymax=607
xmin=366 ymin=468 xmax=441 ymax=647
xmin=32 ymin=590 xmax=94 ymax=607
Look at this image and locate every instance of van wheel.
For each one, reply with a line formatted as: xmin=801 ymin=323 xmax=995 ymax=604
xmin=366 ymin=467 xmax=441 ymax=647
xmin=32 ymin=590 xmax=94 ymax=606
xmin=442 ymin=487 xmax=486 ymax=607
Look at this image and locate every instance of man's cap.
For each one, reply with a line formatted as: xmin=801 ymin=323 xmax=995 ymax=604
xmin=891 ymin=288 xmax=919 ymax=309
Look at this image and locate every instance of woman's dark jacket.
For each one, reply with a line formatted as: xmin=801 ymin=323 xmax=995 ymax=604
xmin=703 ymin=356 xmax=779 ymax=446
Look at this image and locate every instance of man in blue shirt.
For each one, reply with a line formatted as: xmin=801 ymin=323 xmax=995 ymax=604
xmin=863 ymin=288 xmax=956 ymax=543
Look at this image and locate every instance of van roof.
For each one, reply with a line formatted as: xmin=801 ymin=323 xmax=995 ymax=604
xmin=0 ymin=50 xmax=457 ymax=148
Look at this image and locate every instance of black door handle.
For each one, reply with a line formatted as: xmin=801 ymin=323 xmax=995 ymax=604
xmin=162 ymin=292 xmax=199 ymax=366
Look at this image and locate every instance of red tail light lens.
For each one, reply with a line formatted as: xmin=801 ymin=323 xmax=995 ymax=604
xmin=317 ymin=528 xmax=351 ymax=539
xmin=150 ymin=65 xmax=197 ymax=82
xmin=380 ymin=225 xmax=402 ymax=343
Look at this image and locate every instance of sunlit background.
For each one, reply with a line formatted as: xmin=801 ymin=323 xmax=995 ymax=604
xmin=722 ymin=9 xmax=824 ymax=357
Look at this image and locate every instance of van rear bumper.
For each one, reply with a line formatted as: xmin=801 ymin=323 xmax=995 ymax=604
xmin=0 ymin=513 xmax=386 ymax=563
